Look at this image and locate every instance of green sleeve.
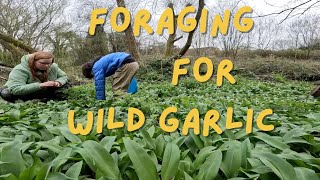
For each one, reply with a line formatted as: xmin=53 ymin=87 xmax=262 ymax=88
xmin=55 ymin=66 xmax=68 ymax=86
xmin=6 ymin=68 xmax=41 ymax=95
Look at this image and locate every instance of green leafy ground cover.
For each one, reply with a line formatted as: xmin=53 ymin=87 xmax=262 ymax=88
xmin=0 ymin=76 xmax=319 ymax=180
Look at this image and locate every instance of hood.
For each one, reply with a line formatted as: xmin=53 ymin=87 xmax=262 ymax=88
xmin=20 ymin=54 xmax=32 ymax=68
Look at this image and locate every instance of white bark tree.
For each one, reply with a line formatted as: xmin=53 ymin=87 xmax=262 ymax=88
xmin=254 ymin=17 xmax=281 ymax=50
xmin=288 ymin=14 xmax=320 ymax=58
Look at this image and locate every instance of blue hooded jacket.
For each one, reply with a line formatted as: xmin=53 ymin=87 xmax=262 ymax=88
xmin=92 ymin=52 xmax=138 ymax=100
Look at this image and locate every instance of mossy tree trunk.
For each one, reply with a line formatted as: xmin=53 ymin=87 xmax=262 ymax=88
xmin=116 ymin=0 xmax=141 ymax=61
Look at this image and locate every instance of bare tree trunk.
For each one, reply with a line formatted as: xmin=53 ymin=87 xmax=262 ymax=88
xmin=165 ymin=3 xmax=178 ymax=58
xmin=109 ymin=34 xmax=118 ymax=52
xmin=116 ymin=0 xmax=141 ymax=61
xmin=307 ymin=48 xmax=311 ymax=59
xmin=0 ymin=32 xmax=36 ymax=53
xmin=172 ymin=0 xmax=205 ymax=59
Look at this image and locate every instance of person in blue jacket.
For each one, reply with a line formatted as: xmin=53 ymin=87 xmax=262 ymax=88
xmin=82 ymin=52 xmax=139 ymax=100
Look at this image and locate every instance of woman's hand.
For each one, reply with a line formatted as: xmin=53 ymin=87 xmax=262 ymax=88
xmin=40 ymin=81 xmax=60 ymax=88
xmin=53 ymin=81 xmax=61 ymax=87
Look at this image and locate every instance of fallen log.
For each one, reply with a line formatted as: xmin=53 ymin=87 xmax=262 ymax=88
xmin=0 ymin=32 xmax=36 ymax=53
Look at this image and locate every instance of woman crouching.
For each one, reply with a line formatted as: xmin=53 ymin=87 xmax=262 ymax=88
xmin=0 ymin=51 xmax=68 ymax=102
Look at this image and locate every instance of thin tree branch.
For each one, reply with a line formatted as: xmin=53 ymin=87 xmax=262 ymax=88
xmin=173 ymin=36 xmax=183 ymax=43
xmin=253 ymin=0 xmax=320 ymax=24
xmin=256 ymin=0 xmax=313 ymax=18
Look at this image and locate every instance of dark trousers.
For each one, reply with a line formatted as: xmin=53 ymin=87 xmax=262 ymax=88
xmin=0 ymin=83 xmax=69 ymax=102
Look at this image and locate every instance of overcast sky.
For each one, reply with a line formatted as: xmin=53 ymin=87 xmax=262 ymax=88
xmin=65 ymin=0 xmax=319 ymax=49
xmin=66 ymin=0 xmax=319 ymax=24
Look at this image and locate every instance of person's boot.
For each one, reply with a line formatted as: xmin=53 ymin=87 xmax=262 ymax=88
xmin=310 ymin=86 xmax=320 ymax=98
xmin=0 ymin=88 xmax=15 ymax=102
